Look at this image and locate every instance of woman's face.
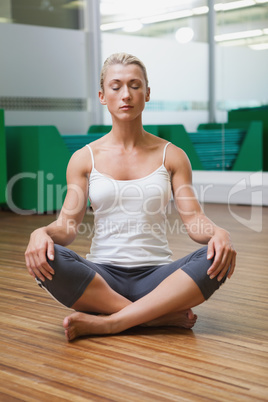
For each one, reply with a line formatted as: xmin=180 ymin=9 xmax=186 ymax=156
xmin=99 ymin=63 xmax=150 ymax=122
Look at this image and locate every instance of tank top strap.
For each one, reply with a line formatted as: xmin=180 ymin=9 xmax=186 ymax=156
xmin=86 ymin=144 xmax=95 ymax=169
xmin=162 ymin=142 xmax=171 ymax=165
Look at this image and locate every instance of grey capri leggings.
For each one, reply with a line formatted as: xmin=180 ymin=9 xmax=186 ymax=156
xmin=36 ymin=245 xmax=227 ymax=309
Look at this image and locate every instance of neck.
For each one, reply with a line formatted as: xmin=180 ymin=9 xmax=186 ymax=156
xmin=109 ymin=118 xmax=145 ymax=149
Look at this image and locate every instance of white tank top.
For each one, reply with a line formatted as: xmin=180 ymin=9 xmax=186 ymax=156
xmin=86 ymin=142 xmax=173 ymax=267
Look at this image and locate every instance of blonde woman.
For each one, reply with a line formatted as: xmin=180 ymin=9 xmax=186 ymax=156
xmin=25 ymin=53 xmax=236 ymax=341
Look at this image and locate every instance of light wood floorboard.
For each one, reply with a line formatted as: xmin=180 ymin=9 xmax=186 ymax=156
xmin=0 ymin=202 xmax=267 ymax=401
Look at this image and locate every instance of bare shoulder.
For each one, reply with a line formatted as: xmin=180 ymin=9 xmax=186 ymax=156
xmin=67 ymin=145 xmax=92 ymax=178
xmin=83 ymin=135 xmax=110 ymax=159
xmin=165 ymin=143 xmax=192 ymax=176
xmin=145 ymin=132 xmax=167 ymax=146
xmin=144 ymin=132 xmax=172 ymax=151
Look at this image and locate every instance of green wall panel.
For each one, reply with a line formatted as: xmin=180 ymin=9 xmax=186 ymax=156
xmin=228 ymin=107 xmax=267 ymax=171
xmin=5 ymin=126 xmax=71 ymax=213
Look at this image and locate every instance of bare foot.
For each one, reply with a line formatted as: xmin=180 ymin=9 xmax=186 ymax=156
xmin=145 ymin=309 xmax=197 ymax=329
xmin=63 ymin=312 xmax=111 ymax=341
xmin=63 ymin=309 xmax=197 ymax=341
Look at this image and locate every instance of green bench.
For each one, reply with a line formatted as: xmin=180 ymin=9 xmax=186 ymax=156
xmin=3 ymin=120 xmax=263 ymax=213
xmin=188 ymin=128 xmax=246 ymax=170
xmin=197 ymin=122 xmax=263 ymax=171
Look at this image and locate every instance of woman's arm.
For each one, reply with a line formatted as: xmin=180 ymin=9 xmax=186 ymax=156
xmin=168 ymin=144 xmax=236 ymax=281
xmin=25 ymin=147 xmax=90 ymax=281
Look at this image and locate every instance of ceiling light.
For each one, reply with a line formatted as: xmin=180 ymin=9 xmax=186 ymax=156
xmin=123 ymin=20 xmax=143 ymax=33
xmin=215 ymin=29 xmax=263 ymax=42
xmin=141 ymin=10 xmax=193 ymax=24
xmin=100 ymin=21 xmax=126 ymax=31
xmin=100 ymin=1 xmax=267 ymax=33
xmin=249 ymin=43 xmax=268 ymax=50
xmin=175 ymin=27 xmax=194 ymax=44
xmin=193 ymin=6 xmax=209 ymax=15
xmin=214 ymin=0 xmax=255 ymax=11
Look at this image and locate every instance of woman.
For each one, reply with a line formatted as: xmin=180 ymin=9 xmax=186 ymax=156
xmin=25 ymin=53 xmax=236 ymax=341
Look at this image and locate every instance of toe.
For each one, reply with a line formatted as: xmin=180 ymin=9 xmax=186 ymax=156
xmin=64 ymin=329 xmax=70 ymax=341
xmin=187 ymin=309 xmax=195 ymax=320
xmin=63 ymin=316 xmax=70 ymax=329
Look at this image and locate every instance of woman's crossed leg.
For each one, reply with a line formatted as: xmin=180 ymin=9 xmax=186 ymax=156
xmin=38 ymin=244 xmax=226 ymax=341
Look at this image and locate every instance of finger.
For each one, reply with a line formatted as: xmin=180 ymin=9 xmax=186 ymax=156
xmin=31 ymin=249 xmax=53 ymax=281
xmin=28 ymin=266 xmax=36 ymax=279
xmin=31 ymin=253 xmax=46 ymax=281
xmin=227 ymin=252 xmax=236 ymax=278
xmin=212 ymin=247 xmax=236 ymax=281
xmin=25 ymin=253 xmax=36 ymax=278
xmin=207 ymin=247 xmax=224 ymax=276
xmin=218 ymin=248 xmax=233 ymax=277
xmin=47 ymin=240 xmax=55 ymax=262
xmin=216 ymin=252 xmax=233 ymax=281
xmin=37 ymin=258 xmax=54 ymax=281
xmin=207 ymin=240 xmax=215 ymax=260
xmin=33 ymin=264 xmax=52 ymax=281
xmin=38 ymin=250 xmax=55 ymax=277
xmin=39 ymin=267 xmax=53 ymax=281
xmin=26 ymin=251 xmax=39 ymax=275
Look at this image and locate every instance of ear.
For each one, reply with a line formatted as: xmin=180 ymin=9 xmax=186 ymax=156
xmin=99 ymin=90 xmax=107 ymax=105
xmin=145 ymin=87 xmax=150 ymax=102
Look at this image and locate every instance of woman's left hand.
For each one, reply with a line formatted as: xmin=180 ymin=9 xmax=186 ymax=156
xmin=206 ymin=228 xmax=236 ymax=281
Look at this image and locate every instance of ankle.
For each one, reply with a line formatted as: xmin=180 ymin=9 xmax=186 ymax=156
xmin=106 ymin=314 xmax=123 ymax=334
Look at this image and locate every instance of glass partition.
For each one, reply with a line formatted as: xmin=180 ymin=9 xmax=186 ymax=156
xmin=1 ymin=1 xmax=266 ymax=170
xmin=100 ymin=0 xmax=209 ymax=133
xmin=215 ymin=1 xmax=268 ymax=171
xmin=0 ymin=0 xmax=84 ymax=30
xmin=100 ymin=0 xmax=267 ymax=171
xmin=216 ymin=1 xmax=268 ymax=116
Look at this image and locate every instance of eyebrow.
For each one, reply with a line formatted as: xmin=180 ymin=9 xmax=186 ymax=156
xmin=108 ymin=78 xmax=142 ymax=84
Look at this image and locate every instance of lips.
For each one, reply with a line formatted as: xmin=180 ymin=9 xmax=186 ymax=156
xmin=120 ymin=105 xmax=133 ymax=110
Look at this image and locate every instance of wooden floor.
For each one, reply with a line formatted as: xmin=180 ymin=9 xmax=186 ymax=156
xmin=0 ymin=202 xmax=267 ymax=401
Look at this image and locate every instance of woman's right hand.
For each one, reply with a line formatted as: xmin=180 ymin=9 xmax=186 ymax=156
xmin=25 ymin=228 xmax=55 ymax=282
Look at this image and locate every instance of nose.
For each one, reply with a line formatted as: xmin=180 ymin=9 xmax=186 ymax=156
xmin=122 ymin=85 xmax=131 ymax=100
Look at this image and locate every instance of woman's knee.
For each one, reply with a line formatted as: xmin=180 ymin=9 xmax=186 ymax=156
xmin=181 ymin=246 xmax=225 ymax=300
xmin=46 ymin=244 xmax=73 ymax=272
xmin=40 ymin=245 xmax=95 ymax=308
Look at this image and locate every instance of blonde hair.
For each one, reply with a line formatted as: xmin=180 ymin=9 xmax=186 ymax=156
xmin=100 ymin=53 xmax=149 ymax=92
